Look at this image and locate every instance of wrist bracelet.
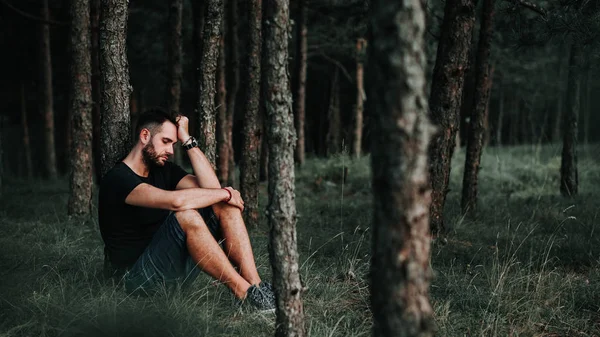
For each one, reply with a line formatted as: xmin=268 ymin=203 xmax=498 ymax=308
xmin=223 ymin=188 xmax=232 ymax=202
xmin=182 ymin=136 xmax=193 ymax=146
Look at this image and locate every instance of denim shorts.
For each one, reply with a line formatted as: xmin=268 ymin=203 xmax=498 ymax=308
xmin=123 ymin=208 xmax=222 ymax=295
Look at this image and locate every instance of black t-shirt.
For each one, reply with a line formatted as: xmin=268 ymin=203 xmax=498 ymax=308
xmin=98 ymin=161 xmax=188 ymax=269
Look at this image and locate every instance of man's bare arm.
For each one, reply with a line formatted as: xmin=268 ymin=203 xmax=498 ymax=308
xmin=125 ymin=183 xmax=232 ymax=211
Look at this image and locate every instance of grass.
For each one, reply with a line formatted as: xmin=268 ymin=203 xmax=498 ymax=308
xmin=0 ymin=143 xmax=599 ymax=337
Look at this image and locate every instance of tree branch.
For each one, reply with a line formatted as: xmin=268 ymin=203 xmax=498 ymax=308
xmin=507 ymin=0 xmax=548 ymax=18
xmin=0 ymin=0 xmax=69 ymax=26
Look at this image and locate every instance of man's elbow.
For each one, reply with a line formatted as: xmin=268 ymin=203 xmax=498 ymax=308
xmin=171 ymin=195 xmax=186 ymax=212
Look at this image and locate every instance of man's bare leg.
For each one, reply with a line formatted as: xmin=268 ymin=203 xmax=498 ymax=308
xmin=213 ymin=203 xmax=262 ymax=286
xmin=176 ymin=209 xmax=250 ymax=299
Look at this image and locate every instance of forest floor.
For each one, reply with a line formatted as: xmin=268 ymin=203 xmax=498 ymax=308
xmin=0 ymin=143 xmax=599 ymax=337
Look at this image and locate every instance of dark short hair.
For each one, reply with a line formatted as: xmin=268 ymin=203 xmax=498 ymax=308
xmin=134 ymin=107 xmax=179 ymax=138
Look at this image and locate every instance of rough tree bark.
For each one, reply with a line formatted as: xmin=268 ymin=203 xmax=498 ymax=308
xmin=264 ymin=0 xmax=306 ymax=335
xmin=293 ymin=0 xmax=307 ymax=166
xmin=560 ymin=43 xmax=581 ymax=196
xmin=240 ymin=0 xmax=262 ymax=228
xmin=226 ymin=0 xmax=239 ymax=186
xmin=553 ymin=48 xmax=568 ymax=143
xmin=99 ymin=0 xmax=132 ymax=178
xmin=20 ymin=82 xmax=33 ymax=179
xmin=461 ymin=0 xmax=495 ymax=214
xmin=167 ymin=0 xmax=184 ymax=165
xmin=40 ymin=0 xmax=58 ymax=179
xmin=260 ymin=110 xmax=268 ymax=182
xmin=68 ymin=0 xmax=93 ymax=216
xmin=326 ymin=69 xmax=341 ymax=155
xmin=216 ymin=23 xmax=229 ymax=183
xmin=368 ymin=0 xmax=436 ymax=335
xmin=91 ymin=0 xmax=102 ymax=182
xmin=353 ymin=38 xmax=366 ymax=158
xmin=197 ymin=0 xmax=224 ymax=168
xmin=427 ymin=0 xmax=477 ymax=235
xmin=495 ymin=83 xmax=504 ymax=146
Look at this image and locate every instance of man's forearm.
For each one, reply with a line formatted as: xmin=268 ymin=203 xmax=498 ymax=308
xmin=172 ymin=187 xmax=229 ymax=211
xmin=186 ymin=147 xmax=221 ymax=188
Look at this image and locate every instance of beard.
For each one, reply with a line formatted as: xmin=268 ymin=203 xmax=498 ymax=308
xmin=142 ymin=142 xmax=166 ymax=167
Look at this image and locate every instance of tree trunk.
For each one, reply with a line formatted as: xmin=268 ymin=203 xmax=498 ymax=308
xmin=353 ymin=38 xmax=366 ymax=158
xmin=553 ymin=47 xmax=568 ymax=143
xmin=91 ymin=0 xmax=102 ymax=183
xmin=560 ymin=43 xmax=581 ymax=197
xmin=260 ymin=110 xmax=268 ymax=182
xmin=496 ymin=83 xmax=503 ymax=146
xmin=293 ymin=0 xmax=307 ymax=165
xmin=368 ymin=0 xmax=435 ymax=335
xmin=68 ymin=0 xmax=93 ymax=216
xmin=240 ymin=0 xmax=262 ymax=228
xmin=20 ymin=82 xmax=33 ymax=179
xmin=461 ymin=0 xmax=495 ymax=214
xmin=583 ymin=65 xmax=591 ymax=146
xmin=427 ymin=0 xmax=477 ymax=235
xmin=40 ymin=0 xmax=58 ymax=179
xmin=216 ymin=28 xmax=229 ymax=183
xmin=99 ymin=0 xmax=132 ymax=178
xmin=191 ymin=0 xmax=205 ymax=138
xmin=326 ymin=68 xmax=341 ymax=156
xmin=264 ymin=0 xmax=306 ymax=335
xmin=226 ymin=0 xmax=239 ymax=186
xmin=167 ymin=0 xmax=184 ymax=166
xmin=197 ymin=0 xmax=224 ymax=169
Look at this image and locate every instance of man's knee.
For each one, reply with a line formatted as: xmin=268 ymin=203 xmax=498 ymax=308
xmin=175 ymin=209 xmax=206 ymax=232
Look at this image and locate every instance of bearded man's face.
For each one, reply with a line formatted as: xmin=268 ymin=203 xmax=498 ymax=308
xmin=142 ymin=140 xmax=168 ymax=167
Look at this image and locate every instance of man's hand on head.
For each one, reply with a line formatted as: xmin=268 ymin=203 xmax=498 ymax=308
xmin=176 ymin=115 xmax=190 ymax=144
xmin=223 ymin=186 xmax=245 ymax=212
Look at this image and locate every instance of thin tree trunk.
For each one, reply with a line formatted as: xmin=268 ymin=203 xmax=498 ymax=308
xmin=191 ymin=0 xmax=205 ymax=138
xmin=583 ymin=65 xmax=591 ymax=146
xmin=264 ymin=0 xmax=305 ymax=335
xmin=553 ymin=47 xmax=568 ymax=143
xmin=509 ymin=96 xmax=518 ymax=145
xmin=496 ymin=83 xmax=504 ymax=146
xmin=326 ymin=68 xmax=341 ymax=156
xmin=197 ymin=0 xmax=224 ymax=168
xmin=427 ymin=0 xmax=478 ymax=235
xmin=20 ymin=82 xmax=33 ymax=179
xmin=68 ymin=0 xmax=93 ymax=216
xmin=167 ymin=0 xmax=184 ymax=166
xmin=226 ymin=0 xmax=239 ymax=186
xmin=560 ymin=43 xmax=581 ymax=196
xmin=99 ymin=0 xmax=132 ymax=178
xmin=353 ymin=38 xmax=366 ymax=158
xmin=461 ymin=0 xmax=495 ymax=214
xmin=91 ymin=0 xmax=102 ymax=182
xmin=483 ymin=65 xmax=494 ymax=147
xmin=293 ymin=0 xmax=307 ymax=165
xmin=368 ymin=0 xmax=435 ymax=335
xmin=240 ymin=0 xmax=262 ymax=228
xmin=216 ymin=27 xmax=229 ymax=183
xmin=40 ymin=0 xmax=58 ymax=179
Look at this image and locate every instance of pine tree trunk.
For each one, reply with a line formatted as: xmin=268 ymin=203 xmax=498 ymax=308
xmin=167 ymin=0 xmax=184 ymax=166
xmin=560 ymin=43 xmax=581 ymax=197
xmin=326 ymin=69 xmax=341 ymax=156
xmin=583 ymin=66 xmax=591 ymax=146
xmin=353 ymin=38 xmax=366 ymax=158
xmin=40 ymin=0 xmax=58 ymax=179
xmin=461 ymin=0 xmax=495 ymax=214
xmin=20 ymin=82 xmax=33 ymax=179
xmin=368 ymin=0 xmax=435 ymax=335
xmin=197 ymin=0 xmax=224 ymax=168
xmin=264 ymin=0 xmax=306 ymax=335
xmin=217 ymin=29 xmax=229 ymax=183
xmin=68 ymin=0 xmax=93 ymax=216
xmin=496 ymin=83 xmax=503 ymax=146
xmin=427 ymin=0 xmax=477 ymax=235
xmin=293 ymin=0 xmax=307 ymax=166
xmin=91 ymin=0 xmax=102 ymax=183
xmin=260 ymin=110 xmax=268 ymax=182
xmin=99 ymin=0 xmax=132 ymax=178
xmin=226 ymin=0 xmax=239 ymax=186
xmin=191 ymin=0 xmax=205 ymax=138
xmin=240 ymin=0 xmax=262 ymax=228
xmin=553 ymin=48 xmax=568 ymax=143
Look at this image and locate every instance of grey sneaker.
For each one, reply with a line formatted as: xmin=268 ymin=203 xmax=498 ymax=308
xmin=244 ymin=284 xmax=276 ymax=313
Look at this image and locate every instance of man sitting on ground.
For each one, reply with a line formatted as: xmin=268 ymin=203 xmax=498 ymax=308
xmin=98 ymin=108 xmax=275 ymax=312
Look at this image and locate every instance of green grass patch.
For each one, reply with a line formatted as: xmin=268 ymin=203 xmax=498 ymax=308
xmin=1 ymin=143 xmax=599 ymax=336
